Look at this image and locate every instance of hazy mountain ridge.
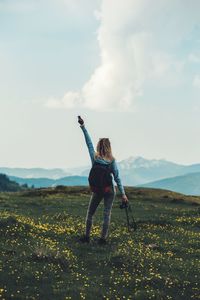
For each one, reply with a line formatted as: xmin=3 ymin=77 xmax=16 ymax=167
xmin=117 ymin=156 xmax=186 ymax=185
xmin=9 ymin=175 xmax=88 ymax=188
xmin=0 ymin=168 xmax=70 ymax=179
xmin=2 ymin=156 xmax=200 ymax=194
xmin=139 ymin=172 xmax=200 ymax=196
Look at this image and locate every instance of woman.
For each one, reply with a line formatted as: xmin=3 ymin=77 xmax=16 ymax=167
xmin=78 ymin=116 xmax=128 ymax=245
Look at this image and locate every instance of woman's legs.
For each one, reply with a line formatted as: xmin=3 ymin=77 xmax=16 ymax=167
xmin=101 ymin=190 xmax=115 ymax=239
xmin=85 ymin=192 xmax=103 ymax=237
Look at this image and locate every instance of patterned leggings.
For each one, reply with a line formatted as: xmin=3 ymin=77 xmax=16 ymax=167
xmin=85 ymin=188 xmax=116 ymax=239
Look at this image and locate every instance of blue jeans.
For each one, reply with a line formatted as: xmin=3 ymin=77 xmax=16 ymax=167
xmin=85 ymin=187 xmax=116 ymax=239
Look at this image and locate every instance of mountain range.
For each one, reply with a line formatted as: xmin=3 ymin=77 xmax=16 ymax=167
xmin=78 ymin=156 xmax=200 ymax=186
xmin=117 ymin=156 xmax=200 ymax=185
xmin=9 ymin=175 xmax=88 ymax=188
xmin=139 ymin=172 xmax=200 ymax=196
xmin=1 ymin=156 xmax=200 ymax=195
xmin=0 ymin=167 xmax=70 ymax=179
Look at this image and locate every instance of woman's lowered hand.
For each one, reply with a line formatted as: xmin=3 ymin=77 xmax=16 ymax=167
xmin=122 ymin=194 xmax=128 ymax=202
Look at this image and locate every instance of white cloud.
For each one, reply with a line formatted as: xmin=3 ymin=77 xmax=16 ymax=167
xmin=46 ymin=0 xmax=200 ymax=112
xmin=46 ymin=92 xmax=82 ymax=109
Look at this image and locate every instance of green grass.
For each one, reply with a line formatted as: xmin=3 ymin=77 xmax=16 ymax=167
xmin=0 ymin=186 xmax=199 ymax=300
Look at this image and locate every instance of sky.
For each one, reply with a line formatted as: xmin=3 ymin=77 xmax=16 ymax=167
xmin=0 ymin=0 xmax=200 ymax=169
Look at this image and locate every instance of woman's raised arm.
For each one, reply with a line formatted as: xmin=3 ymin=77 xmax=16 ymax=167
xmin=78 ymin=116 xmax=95 ymax=165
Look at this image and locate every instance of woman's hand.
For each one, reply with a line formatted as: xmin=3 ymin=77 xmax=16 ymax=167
xmin=122 ymin=194 xmax=128 ymax=202
xmin=78 ymin=116 xmax=84 ymax=126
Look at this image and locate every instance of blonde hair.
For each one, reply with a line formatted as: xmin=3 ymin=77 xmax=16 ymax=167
xmin=94 ymin=138 xmax=115 ymax=161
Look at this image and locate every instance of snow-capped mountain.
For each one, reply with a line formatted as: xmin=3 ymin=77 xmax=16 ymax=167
xmin=117 ymin=156 xmax=200 ymax=186
xmin=117 ymin=157 xmax=178 ymax=185
xmin=119 ymin=156 xmax=175 ymax=170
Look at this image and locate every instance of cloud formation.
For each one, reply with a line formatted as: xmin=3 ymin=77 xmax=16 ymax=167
xmin=46 ymin=0 xmax=200 ymax=111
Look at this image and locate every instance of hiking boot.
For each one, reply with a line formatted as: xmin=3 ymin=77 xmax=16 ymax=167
xmin=79 ymin=235 xmax=90 ymax=244
xmin=98 ymin=238 xmax=107 ymax=245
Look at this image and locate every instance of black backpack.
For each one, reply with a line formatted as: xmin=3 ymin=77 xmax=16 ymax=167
xmin=88 ymin=161 xmax=113 ymax=193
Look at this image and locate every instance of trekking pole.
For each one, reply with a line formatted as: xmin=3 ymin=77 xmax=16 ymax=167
xmin=125 ymin=206 xmax=131 ymax=231
xmin=128 ymin=204 xmax=137 ymax=231
xmin=120 ymin=202 xmax=137 ymax=232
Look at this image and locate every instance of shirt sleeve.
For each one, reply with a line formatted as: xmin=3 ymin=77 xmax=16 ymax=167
xmin=111 ymin=159 xmax=125 ymax=195
xmin=80 ymin=125 xmax=95 ymax=165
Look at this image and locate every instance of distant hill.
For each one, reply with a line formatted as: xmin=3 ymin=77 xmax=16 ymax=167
xmin=139 ymin=172 xmax=200 ymax=196
xmin=2 ymin=156 xmax=200 ymax=193
xmin=0 ymin=168 xmax=70 ymax=179
xmin=9 ymin=175 xmax=88 ymax=188
xmin=0 ymin=174 xmax=23 ymax=192
xmin=118 ymin=156 xmax=200 ymax=186
xmin=20 ymin=185 xmax=200 ymax=205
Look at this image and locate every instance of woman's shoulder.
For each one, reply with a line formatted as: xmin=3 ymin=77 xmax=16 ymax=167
xmin=107 ymin=158 xmax=116 ymax=165
xmin=109 ymin=158 xmax=117 ymax=168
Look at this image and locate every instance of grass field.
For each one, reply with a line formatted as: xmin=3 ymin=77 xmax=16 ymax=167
xmin=0 ymin=186 xmax=199 ymax=300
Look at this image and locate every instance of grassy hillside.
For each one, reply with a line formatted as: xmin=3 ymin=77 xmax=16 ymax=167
xmin=140 ymin=172 xmax=200 ymax=196
xmin=0 ymin=186 xmax=199 ymax=299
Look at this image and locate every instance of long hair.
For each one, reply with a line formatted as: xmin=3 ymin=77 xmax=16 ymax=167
xmin=94 ymin=138 xmax=115 ymax=161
